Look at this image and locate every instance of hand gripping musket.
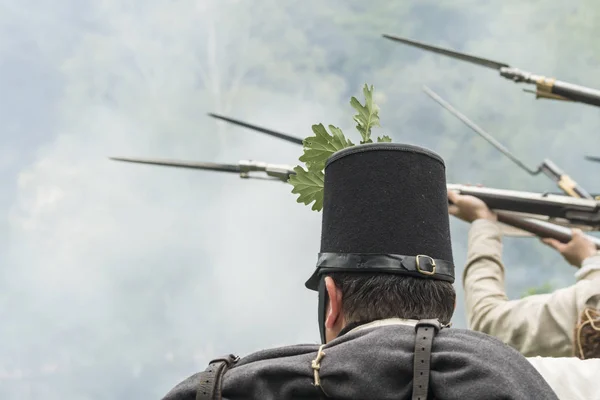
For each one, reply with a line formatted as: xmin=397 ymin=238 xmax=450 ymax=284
xmin=109 ymin=155 xmax=600 ymax=246
xmin=383 ymin=34 xmax=600 ymax=108
xmin=422 ymin=86 xmax=594 ymax=200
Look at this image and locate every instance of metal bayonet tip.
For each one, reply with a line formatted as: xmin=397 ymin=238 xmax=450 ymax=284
xmin=109 ymin=156 xmax=242 ymax=173
xmin=585 ymin=155 xmax=600 ymax=163
xmin=207 ymin=113 xmax=303 ymax=146
xmin=383 ymin=34 xmax=509 ymax=70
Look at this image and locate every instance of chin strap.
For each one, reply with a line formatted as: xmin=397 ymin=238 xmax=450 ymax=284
xmin=317 ymin=278 xmax=327 ymax=344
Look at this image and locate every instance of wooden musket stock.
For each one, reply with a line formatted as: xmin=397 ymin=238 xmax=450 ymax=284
xmin=496 ymin=211 xmax=600 ymax=248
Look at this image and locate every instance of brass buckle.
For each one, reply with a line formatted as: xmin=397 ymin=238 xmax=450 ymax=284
xmin=416 ymin=255 xmax=436 ymax=276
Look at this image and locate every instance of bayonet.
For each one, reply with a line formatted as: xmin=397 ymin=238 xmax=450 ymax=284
xmin=585 ymin=155 xmax=600 ymax=163
xmin=208 ymin=113 xmax=304 ymax=146
xmin=423 ymin=86 xmax=593 ymax=200
xmin=383 ymin=34 xmax=600 ymax=108
xmin=109 ymin=156 xmax=295 ymax=182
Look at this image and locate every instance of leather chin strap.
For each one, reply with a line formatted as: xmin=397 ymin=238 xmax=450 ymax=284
xmin=317 ymin=278 xmax=327 ymax=344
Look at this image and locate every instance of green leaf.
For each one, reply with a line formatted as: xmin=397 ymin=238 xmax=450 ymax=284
xmin=350 ymin=84 xmax=380 ymax=144
xmin=288 ymin=166 xmax=325 ymax=211
xmin=299 ymin=123 xmax=354 ymax=171
xmin=290 ymin=83 xmax=392 ymax=212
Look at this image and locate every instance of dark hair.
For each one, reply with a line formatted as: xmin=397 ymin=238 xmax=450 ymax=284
xmin=328 ymin=273 xmax=455 ymax=325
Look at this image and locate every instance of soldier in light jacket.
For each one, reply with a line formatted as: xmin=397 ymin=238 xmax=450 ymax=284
xmin=448 ymin=190 xmax=600 ymax=359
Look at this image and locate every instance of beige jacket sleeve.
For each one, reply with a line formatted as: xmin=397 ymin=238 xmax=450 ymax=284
xmin=463 ymin=219 xmax=600 ymax=357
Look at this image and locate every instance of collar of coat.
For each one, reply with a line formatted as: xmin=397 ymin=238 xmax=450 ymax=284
xmin=337 ymin=317 xmax=419 ymax=338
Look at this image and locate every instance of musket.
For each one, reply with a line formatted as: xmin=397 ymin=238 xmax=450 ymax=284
xmin=423 ymin=86 xmax=593 ymax=200
xmin=447 ymin=184 xmax=600 ymax=228
xmin=109 ymin=156 xmax=600 ymax=241
xmin=448 ymin=188 xmax=600 ymax=246
xmin=383 ymin=34 xmax=600 ymax=108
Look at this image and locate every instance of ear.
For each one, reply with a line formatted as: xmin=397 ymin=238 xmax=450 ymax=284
xmin=324 ymin=276 xmax=343 ymax=329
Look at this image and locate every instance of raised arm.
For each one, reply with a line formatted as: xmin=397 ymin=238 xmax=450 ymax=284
xmin=449 ymin=191 xmax=599 ymax=357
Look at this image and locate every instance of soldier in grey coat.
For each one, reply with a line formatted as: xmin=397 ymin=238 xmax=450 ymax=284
xmin=161 ymin=143 xmax=558 ymax=400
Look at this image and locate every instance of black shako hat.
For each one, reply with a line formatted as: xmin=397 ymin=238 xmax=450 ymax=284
xmin=305 ymin=143 xmax=455 ymax=342
xmin=305 ymin=143 xmax=455 ymax=289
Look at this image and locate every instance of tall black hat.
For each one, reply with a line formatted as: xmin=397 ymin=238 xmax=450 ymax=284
xmin=304 ymin=143 xmax=455 ymax=343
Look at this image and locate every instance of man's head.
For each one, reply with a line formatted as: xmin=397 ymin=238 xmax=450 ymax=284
xmin=321 ymin=274 xmax=456 ymax=342
xmin=303 ymin=143 xmax=457 ymax=343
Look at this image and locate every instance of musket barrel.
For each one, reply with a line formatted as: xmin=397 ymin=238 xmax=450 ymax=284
xmin=550 ymin=80 xmax=600 ymax=107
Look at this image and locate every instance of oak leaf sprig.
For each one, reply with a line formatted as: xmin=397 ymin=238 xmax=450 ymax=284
xmin=289 ymin=84 xmax=392 ymax=211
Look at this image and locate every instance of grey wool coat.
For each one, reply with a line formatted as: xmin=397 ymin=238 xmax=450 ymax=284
xmin=161 ymin=319 xmax=558 ymax=400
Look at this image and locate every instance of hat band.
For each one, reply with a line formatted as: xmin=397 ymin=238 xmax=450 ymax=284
xmin=305 ymin=253 xmax=455 ymax=290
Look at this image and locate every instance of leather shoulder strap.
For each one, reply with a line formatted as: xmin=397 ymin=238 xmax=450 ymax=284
xmin=412 ymin=319 xmax=442 ymax=400
xmin=196 ymin=354 xmax=239 ymax=400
